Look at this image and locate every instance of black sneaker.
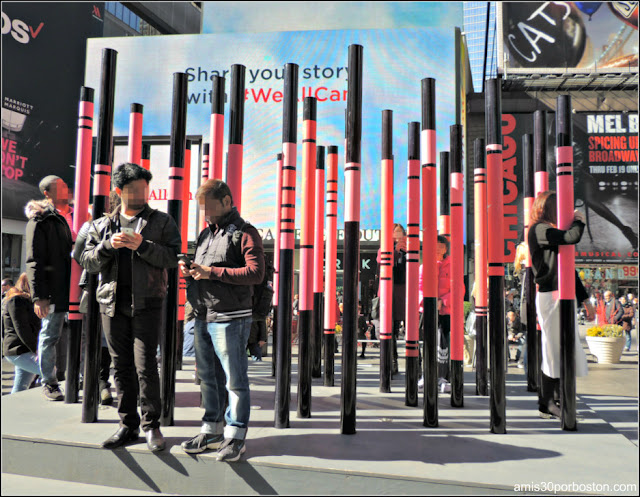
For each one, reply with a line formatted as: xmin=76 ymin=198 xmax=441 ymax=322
xmin=43 ymin=383 xmax=64 ymax=401
xmin=181 ymin=433 xmax=224 ymax=454
xmin=216 ymin=438 xmax=246 ymax=462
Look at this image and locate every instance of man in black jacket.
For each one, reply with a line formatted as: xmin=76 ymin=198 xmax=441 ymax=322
xmin=80 ymin=163 xmax=181 ymax=452
xmin=25 ymin=176 xmax=73 ymax=401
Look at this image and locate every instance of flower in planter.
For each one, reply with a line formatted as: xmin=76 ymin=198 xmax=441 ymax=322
xmin=586 ymin=324 xmax=624 ymax=338
xmin=335 ymin=324 xmax=342 ymax=334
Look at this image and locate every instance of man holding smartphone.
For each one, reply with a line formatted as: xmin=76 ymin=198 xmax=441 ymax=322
xmin=80 ymin=163 xmax=181 ymax=452
xmin=179 ymin=179 xmax=264 ymax=462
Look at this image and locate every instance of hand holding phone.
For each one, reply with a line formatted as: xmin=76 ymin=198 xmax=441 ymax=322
xmin=121 ymin=227 xmax=135 ymax=236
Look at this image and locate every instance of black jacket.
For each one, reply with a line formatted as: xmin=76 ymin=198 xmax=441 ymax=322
xmin=25 ymin=200 xmax=73 ymax=311
xmin=79 ymin=204 xmax=181 ymax=318
xmin=2 ymin=295 xmax=41 ymax=356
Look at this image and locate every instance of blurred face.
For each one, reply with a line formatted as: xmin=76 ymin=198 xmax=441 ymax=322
xmin=116 ymin=179 xmax=149 ymax=212
xmin=436 ymin=242 xmax=447 ymax=261
xmin=45 ymin=179 xmax=69 ymax=208
xmin=2 ymin=282 xmax=10 ymax=293
xmin=507 ymin=311 xmax=516 ymax=322
xmin=604 ymin=291 xmax=613 ymax=302
xmin=393 ymin=226 xmax=406 ymax=241
xmin=200 ymin=194 xmax=232 ymax=225
xmin=620 ymin=297 xmax=627 ymax=305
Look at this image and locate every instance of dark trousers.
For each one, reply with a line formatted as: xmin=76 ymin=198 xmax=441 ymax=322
xmin=437 ymin=314 xmax=451 ymax=381
xmin=392 ymin=320 xmax=402 ymax=365
xmin=101 ymin=308 xmax=162 ymax=431
xmin=539 ymin=372 xmax=560 ymax=411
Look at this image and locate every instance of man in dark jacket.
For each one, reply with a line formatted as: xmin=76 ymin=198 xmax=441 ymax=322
xmin=80 ymin=163 xmax=181 ymax=452
xmin=25 ymin=175 xmax=73 ymax=401
xmin=179 ymin=179 xmax=264 ymax=462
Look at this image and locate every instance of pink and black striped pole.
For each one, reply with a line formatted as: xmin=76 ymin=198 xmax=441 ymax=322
xmin=473 ymin=138 xmax=488 ymax=396
xmin=312 ymin=145 xmax=325 ymax=379
xmin=275 ymin=63 xmax=298 ymax=429
xmin=421 ymin=77 xmax=438 ymax=428
xmin=404 ymin=121 xmax=420 ymax=406
xmin=209 ymin=76 xmax=225 ymax=180
xmin=485 ymin=77 xmax=506 ymax=434
xmin=341 ymin=44 xmax=363 ymax=435
xmin=199 ymin=143 xmax=210 ymax=233
xmin=439 ymin=152 xmax=451 ymax=240
xmin=161 ymin=72 xmax=188 ymax=427
xmin=128 ymin=103 xmax=143 ymax=165
xmin=141 ymin=143 xmax=151 ymax=171
xmin=66 ymin=86 xmax=94 ymax=404
xmin=176 ymin=140 xmax=192 ymax=371
xmin=83 ymin=48 xmax=117 ymax=423
xmin=226 ymin=65 xmax=246 ymax=211
xmin=522 ymin=133 xmax=538 ymax=392
xmin=271 ymin=152 xmax=283 ymax=378
xmin=379 ymin=109 xmax=394 ymax=393
xmin=556 ymin=95 xmax=577 ymax=431
xmin=324 ymin=146 xmax=339 ymax=386
xmin=297 ymin=96 xmax=317 ymax=418
xmin=449 ymin=124 xmax=464 ymax=408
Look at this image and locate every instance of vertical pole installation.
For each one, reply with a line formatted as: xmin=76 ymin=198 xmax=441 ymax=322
xmin=485 ymin=77 xmax=506 ymax=434
xmin=272 ymin=153 xmax=283 ymax=378
xmin=556 ymin=95 xmax=577 ymax=431
xmin=421 ymin=77 xmax=438 ymax=428
xmin=141 ymin=143 xmax=151 ymax=170
xmin=439 ymin=152 xmax=451 ymax=240
xmin=533 ymin=110 xmax=547 ymax=395
xmin=199 ymin=143 xmax=210 ymax=233
xmin=449 ymin=124 xmax=464 ymax=408
xmin=66 ymin=86 xmax=94 ymax=404
xmin=176 ymin=140 xmax=192 ymax=371
xmin=405 ymin=122 xmax=420 ymax=406
xmin=341 ymin=44 xmax=363 ymax=435
xmin=83 ymin=48 xmax=117 ymax=423
xmin=128 ymin=103 xmax=143 ymax=165
xmin=161 ymin=72 xmax=188 ymax=427
xmin=312 ymin=146 xmax=326 ymax=379
xmin=523 ymin=133 xmax=538 ymax=392
xmin=324 ymin=146 xmax=339 ymax=386
xmin=209 ymin=75 xmax=225 ymax=180
xmin=275 ymin=63 xmax=298 ymax=429
xmin=297 ymin=96 xmax=317 ymax=418
xmin=473 ymin=138 xmax=489 ymax=396
xmin=379 ymin=109 xmax=394 ymax=394
xmin=227 ymin=65 xmax=246 ymax=211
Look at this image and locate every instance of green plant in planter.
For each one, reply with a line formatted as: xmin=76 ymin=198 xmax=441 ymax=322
xmin=463 ymin=301 xmax=472 ymax=320
xmin=586 ymin=324 xmax=624 ymax=338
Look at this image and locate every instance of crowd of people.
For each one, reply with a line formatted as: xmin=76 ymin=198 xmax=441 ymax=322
xmin=1 ymin=169 xmax=638 ymax=458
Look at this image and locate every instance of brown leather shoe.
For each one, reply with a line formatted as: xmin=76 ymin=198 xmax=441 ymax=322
xmin=102 ymin=427 xmax=139 ymax=449
xmin=145 ymin=428 xmax=165 ymax=452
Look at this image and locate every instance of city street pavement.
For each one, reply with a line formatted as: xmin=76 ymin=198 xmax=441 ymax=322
xmin=2 ymin=324 xmax=638 ymax=495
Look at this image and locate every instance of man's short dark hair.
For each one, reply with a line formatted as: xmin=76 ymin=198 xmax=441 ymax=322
xmin=195 ymin=179 xmax=234 ymax=205
xmin=112 ymin=163 xmax=153 ymax=190
xmin=39 ymin=175 xmax=62 ymax=194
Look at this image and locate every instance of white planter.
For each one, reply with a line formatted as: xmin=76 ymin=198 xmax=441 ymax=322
xmin=585 ymin=336 xmax=626 ymax=364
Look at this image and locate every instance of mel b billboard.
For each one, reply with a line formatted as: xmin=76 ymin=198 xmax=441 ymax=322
xmin=84 ymin=28 xmax=456 ymax=237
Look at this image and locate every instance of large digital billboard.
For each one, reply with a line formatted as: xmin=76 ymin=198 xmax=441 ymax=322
xmin=498 ymin=2 xmax=638 ymax=72
xmin=85 ymin=28 xmax=457 ymax=238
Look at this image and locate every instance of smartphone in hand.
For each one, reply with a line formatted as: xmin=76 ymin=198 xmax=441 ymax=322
xmin=121 ymin=227 xmax=135 ymax=236
xmin=178 ymin=254 xmax=193 ymax=267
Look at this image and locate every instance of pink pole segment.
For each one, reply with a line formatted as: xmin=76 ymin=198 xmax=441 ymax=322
xmin=128 ymin=103 xmax=143 ymax=165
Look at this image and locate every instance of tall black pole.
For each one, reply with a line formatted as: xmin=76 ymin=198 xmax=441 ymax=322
xmin=272 ymin=153 xmax=283 ymax=378
xmin=522 ymin=133 xmax=538 ymax=392
xmin=275 ymin=63 xmax=298 ymax=429
xmin=421 ymin=77 xmax=438 ymax=428
xmin=161 ymin=72 xmax=188 ymax=427
xmin=485 ymin=77 xmax=506 ymax=434
xmin=473 ymin=138 xmax=489 ymax=396
xmin=556 ymin=95 xmax=577 ymax=431
xmin=341 ymin=44 xmax=363 ymax=435
xmin=82 ymin=48 xmax=117 ymax=423
xmin=227 ymin=65 xmax=246 ymax=211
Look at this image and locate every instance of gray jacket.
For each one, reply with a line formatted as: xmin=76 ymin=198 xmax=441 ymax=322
xmin=79 ymin=204 xmax=181 ymax=317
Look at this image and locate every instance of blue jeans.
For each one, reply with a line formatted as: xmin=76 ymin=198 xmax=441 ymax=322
xmin=625 ymin=330 xmax=632 ymax=350
xmin=194 ymin=317 xmax=252 ymax=440
xmin=38 ymin=311 xmax=66 ymax=386
xmin=6 ymin=353 xmax=40 ymax=393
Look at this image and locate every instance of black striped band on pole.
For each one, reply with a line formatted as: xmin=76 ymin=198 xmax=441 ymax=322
xmin=405 ymin=121 xmax=420 ymax=407
xmin=556 ymin=95 xmax=577 ymax=431
xmin=324 ymin=146 xmax=339 ymax=386
xmin=485 ymin=77 xmax=506 ymax=434
xmin=272 ymin=152 xmax=283 ymax=378
xmin=141 ymin=142 xmax=151 ymax=170
xmin=341 ymin=44 xmax=363 ymax=435
xmin=421 ymin=77 xmax=438 ymax=428
xmin=474 ymin=137 xmax=488 ymax=396
xmin=522 ymin=133 xmax=538 ymax=393
xmin=275 ymin=63 xmax=298 ymax=429
xmin=439 ymin=151 xmax=450 ymax=239
xmin=83 ymin=48 xmax=117 ymax=423
xmin=161 ymin=71 xmax=188 ymax=427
